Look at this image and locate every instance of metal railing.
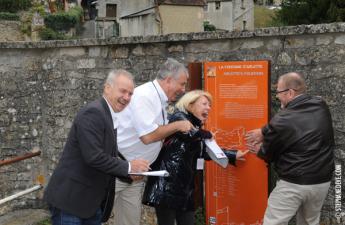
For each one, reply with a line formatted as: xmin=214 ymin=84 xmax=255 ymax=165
xmin=0 ymin=148 xmax=43 ymax=206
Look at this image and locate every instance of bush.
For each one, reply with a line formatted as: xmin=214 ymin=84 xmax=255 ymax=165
xmin=44 ymin=6 xmax=83 ymax=32
xmin=0 ymin=12 xmax=20 ymax=21
xmin=39 ymin=27 xmax=66 ymax=40
xmin=204 ymin=21 xmax=216 ymax=31
xmin=0 ymin=0 xmax=31 ymax=13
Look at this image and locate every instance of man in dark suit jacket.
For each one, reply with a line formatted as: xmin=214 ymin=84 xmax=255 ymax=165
xmin=44 ymin=69 xmax=150 ymax=225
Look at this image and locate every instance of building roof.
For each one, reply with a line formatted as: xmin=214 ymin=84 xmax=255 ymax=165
xmin=157 ymin=0 xmax=206 ymax=6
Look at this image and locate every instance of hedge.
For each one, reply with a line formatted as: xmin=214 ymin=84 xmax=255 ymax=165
xmin=39 ymin=27 xmax=66 ymax=40
xmin=0 ymin=0 xmax=31 ymax=13
xmin=0 ymin=12 xmax=20 ymax=21
xmin=44 ymin=6 xmax=83 ymax=32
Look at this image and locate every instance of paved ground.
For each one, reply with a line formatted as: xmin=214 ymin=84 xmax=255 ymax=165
xmin=0 ymin=209 xmax=50 ymax=225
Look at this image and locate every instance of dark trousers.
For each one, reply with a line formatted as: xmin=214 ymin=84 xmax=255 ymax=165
xmin=155 ymin=206 xmax=195 ymax=225
xmin=49 ymin=206 xmax=102 ymax=225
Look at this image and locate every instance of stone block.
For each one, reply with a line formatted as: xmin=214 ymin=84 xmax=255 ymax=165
xmin=111 ymin=47 xmax=129 ymax=59
xmin=132 ymin=45 xmax=145 ymax=56
xmin=316 ymin=35 xmax=333 ymax=45
xmin=87 ymin=71 xmax=106 ymax=80
xmin=42 ymin=58 xmax=57 ymax=70
xmin=266 ymin=39 xmax=282 ymax=51
xmin=277 ymin=52 xmax=292 ymax=65
xmin=335 ymin=34 xmax=345 ymax=45
xmin=88 ymin=46 xmax=108 ymax=57
xmin=77 ymin=59 xmax=96 ymax=69
xmin=240 ymin=40 xmax=264 ymax=49
xmin=59 ymin=47 xmax=85 ymax=57
xmin=286 ymin=36 xmax=315 ymax=48
xmin=168 ymin=45 xmax=184 ymax=52
xmin=294 ymin=54 xmax=311 ymax=66
xmin=145 ymin=44 xmax=165 ymax=56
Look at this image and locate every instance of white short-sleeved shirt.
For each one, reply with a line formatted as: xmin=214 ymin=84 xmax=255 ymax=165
xmin=117 ymin=80 xmax=168 ymax=163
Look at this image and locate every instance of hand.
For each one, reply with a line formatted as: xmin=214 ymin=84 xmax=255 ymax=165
xmin=211 ymin=130 xmax=218 ymax=139
xmin=246 ymin=142 xmax=261 ymax=154
xmin=130 ymin=175 xmax=144 ymax=181
xmin=245 ymin=129 xmax=263 ymax=154
xmin=175 ymin=121 xmax=194 ymax=133
xmin=129 ymin=159 xmax=150 ymax=173
xmin=245 ymin=129 xmax=263 ymax=146
xmin=236 ymin=150 xmax=249 ymax=161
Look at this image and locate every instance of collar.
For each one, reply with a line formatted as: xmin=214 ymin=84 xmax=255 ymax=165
xmin=186 ymin=111 xmax=203 ymax=128
xmin=103 ymin=96 xmax=118 ymax=129
xmin=153 ymin=79 xmax=168 ymax=106
xmin=286 ymin=94 xmax=311 ymax=108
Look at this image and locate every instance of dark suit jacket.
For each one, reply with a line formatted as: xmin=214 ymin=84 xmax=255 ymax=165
xmin=44 ymin=97 xmax=129 ymax=219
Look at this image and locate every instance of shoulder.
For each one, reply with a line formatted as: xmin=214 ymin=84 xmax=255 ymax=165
xmin=169 ymin=111 xmax=188 ymax=123
xmin=134 ymin=82 xmax=154 ymax=96
xmin=131 ymin=83 xmax=157 ymax=103
xmin=76 ymin=99 xmax=107 ymax=122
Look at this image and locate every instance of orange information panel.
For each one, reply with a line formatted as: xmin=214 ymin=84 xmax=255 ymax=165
xmin=204 ymin=61 xmax=270 ymax=225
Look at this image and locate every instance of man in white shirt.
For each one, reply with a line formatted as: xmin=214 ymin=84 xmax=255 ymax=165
xmin=112 ymin=58 xmax=194 ymax=225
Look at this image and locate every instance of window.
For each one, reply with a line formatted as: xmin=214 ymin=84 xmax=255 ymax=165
xmin=243 ymin=20 xmax=247 ymax=30
xmin=204 ymin=4 xmax=208 ymax=11
xmin=106 ymin=4 xmax=117 ymax=17
xmin=241 ymin=0 xmax=245 ymax=9
xmin=215 ymin=1 xmax=221 ymax=10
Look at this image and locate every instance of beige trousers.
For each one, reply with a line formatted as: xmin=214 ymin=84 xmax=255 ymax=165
xmin=264 ymin=179 xmax=330 ymax=225
xmin=111 ymin=179 xmax=145 ymax=225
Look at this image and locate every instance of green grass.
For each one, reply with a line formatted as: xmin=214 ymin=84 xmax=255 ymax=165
xmin=254 ymin=5 xmax=279 ymax=28
xmin=35 ymin=218 xmax=51 ymax=225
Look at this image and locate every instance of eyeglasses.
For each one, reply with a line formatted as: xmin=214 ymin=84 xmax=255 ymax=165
xmin=275 ymin=89 xmax=290 ymax=94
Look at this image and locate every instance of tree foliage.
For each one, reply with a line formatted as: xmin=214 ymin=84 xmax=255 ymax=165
xmin=275 ymin=0 xmax=345 ymax=25
xmin=0 ymin=0 xmax=31 ymax=13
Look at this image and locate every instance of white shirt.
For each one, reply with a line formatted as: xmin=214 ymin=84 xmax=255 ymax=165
xmin=104 ymin=96 xmax=131 ymax=172
xmin=103 ymin=96 xmax=118 ymax=129
xmin=117 ymin=80 xmax=168 ymax=163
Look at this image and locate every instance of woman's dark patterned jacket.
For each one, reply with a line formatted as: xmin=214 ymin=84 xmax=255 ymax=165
xmin=142 ymin=110 xmax=236 ymax=211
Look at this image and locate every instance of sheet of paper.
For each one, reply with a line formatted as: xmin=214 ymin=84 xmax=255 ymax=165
xmin=205 ymin=139 xmax=229 ymax=168
xmin=129 ymin=170 xmax=169 ymax=177
xmin=205 ymin=139 xmax=227 ymax=159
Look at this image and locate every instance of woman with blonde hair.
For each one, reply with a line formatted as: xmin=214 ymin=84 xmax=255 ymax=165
xmin=142 ymin=90 xmax=247 ymax=225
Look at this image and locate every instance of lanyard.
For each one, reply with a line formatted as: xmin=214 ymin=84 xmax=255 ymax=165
xmin=151 ymin=81 xmax=166 ymax=125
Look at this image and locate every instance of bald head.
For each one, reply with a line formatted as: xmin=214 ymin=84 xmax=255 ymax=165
xmin=278 ymin=72 xmax=306 ymax=95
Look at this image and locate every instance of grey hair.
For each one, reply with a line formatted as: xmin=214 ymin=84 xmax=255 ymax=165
xmin=104 ymin=69 xmax=134 ymax=87
xmin=156 ymin=58 xmax=189 ymax=80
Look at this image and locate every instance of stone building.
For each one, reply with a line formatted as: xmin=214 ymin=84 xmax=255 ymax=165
xmin=204 ymin=0 xmax=254 ymax=31
xmin=94 ymin=0 xmax=206 ymax=37
xmin=78 ymin=0 xmax=254 ymax=38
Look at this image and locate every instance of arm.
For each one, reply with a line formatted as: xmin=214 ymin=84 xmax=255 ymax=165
xmin=247 ymin=117 xmax=284 ymax=162
xmin=257 ymin=124 xmax=282 ymax=162
xmin=130 ymin=94 xmax=193 ymax=144
xmin=77 ymin=107 xmax=149 ymax=176
xmin=140 ymin=120 xmax=194 ymax=144
xmin=76 ymin=108 xmax=129 ymax=177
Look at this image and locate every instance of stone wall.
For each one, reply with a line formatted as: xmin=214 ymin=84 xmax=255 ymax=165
xmin=0 ymin=22 xmax=344 ymax=224
xmin=0 ymin=21 xmax=25 ymax=42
